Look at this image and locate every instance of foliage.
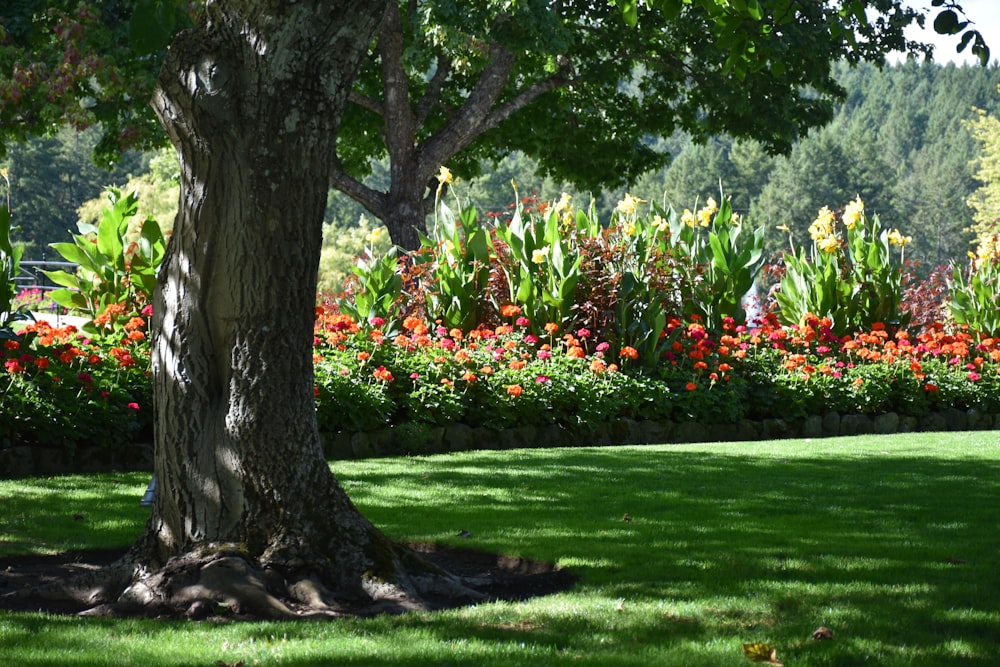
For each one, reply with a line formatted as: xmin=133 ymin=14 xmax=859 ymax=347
xmin=493 ymin=195 xmax=583 ymax=334
xmin=336 ymin=231 xmax=403 ymax=328
xmin=318 ymin=215 xmax=391 ymax=294
xmin=775 ymin=197 xmax=911 ymax=336
xmin=1 ymin=180 xmax=32 ymax=341
xmin=964 ymin=95 xmax=1000 ymax=241
xmin=42 ymin=189 xmax=165 ymax=326
xmin=948 ymin=232 xmax=1000 ymax=335
xmin=414 ymin=189 xmax=493 ymax=331
xmin=331 ymin=0 xmax=970 ymax=246
xmin=76 ymin=146 xmax=179 ymax=237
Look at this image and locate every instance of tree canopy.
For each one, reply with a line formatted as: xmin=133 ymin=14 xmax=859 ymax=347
xmin=0 ymin=1 xmax=991 ymax=248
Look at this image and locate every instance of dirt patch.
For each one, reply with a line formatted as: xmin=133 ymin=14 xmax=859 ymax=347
xmin=0 ymin=544 xmax=577 ymax=619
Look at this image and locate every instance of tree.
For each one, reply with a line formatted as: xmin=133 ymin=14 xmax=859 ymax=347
xmin=4 ymin=0 xmax=482 ymax=617
xmin=0 ymin=0 xmax=989 ymax=617
xmin=330 ymin=0 xmax=988 ymax=248
xmin=965 ymin=92 xmax=1000 ymax=241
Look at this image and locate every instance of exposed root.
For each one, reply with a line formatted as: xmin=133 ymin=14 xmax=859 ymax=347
xmin=1 ymin=541 xmax=575 ymax=620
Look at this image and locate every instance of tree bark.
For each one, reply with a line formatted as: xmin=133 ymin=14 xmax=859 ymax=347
xmin=59 ymin=0 xmax=476 ymax=618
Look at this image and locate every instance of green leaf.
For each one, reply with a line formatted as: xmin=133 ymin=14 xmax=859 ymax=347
xmin=129 ymin=0 xmax=180 ymax=55
xmin=933 ymin=10 xmax=964 ymax=36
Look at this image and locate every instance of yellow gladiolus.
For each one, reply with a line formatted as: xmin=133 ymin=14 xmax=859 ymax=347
xmin=682 ymin=208 xmax=696 ymax=228
xmin=887 ymin=229 xmax=911 ymax=247
xmin=437 ymin=166 xmax=454 ymax=184
xmin=817 ymin=235 xmax=840 ymax=254
xmin=843 ymin=196 xmax=864 ymax=229
xmin=532 ymin=247 xmax=548 ymax=264
xmin=616 ymin=193 xmax=645 ymax=216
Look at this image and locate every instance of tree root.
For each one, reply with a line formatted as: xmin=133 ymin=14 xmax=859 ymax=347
xmin=3 ymin=542 xmax=490 ymax=620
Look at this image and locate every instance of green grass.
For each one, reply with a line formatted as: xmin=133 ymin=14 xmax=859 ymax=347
xmin=2 ymin=432 xmax=1000 ymax=666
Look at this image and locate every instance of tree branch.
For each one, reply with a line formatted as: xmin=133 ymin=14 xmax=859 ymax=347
xmin=348 ymin=90 xmax=384 ymax=117
xmin=418 ymin=41 xmax=517 ymax=180
xmin=483 ymin=56 xmax=572 ymax=129
xmin=329 ymin=160 xmax=388 ymax=220
xmin=414 ymin=54 xmax=453 ymax=127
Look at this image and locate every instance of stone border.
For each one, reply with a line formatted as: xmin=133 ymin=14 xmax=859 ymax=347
xmin=1 ymin=407 xmax=994 ymax=477
xmin=322 ymin=407 xmax=997 ymax=460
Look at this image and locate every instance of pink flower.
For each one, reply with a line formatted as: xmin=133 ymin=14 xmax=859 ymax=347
xmin=596 ymin=342 xmax=610 ymax=352
xmin=524 ymin=335 xmax=538 ymax=344
xmin=515 ymin=316 xmax=530 ymax=327
xmin=535 ymin=375 xmax=550 ymax=384
xmin=127 ymin=402 xmax=140 ymax=410
xmin=536 ymin=349 xmax=552 ymax=360
xmin=371 ymin=317 xmax=386 ymax=327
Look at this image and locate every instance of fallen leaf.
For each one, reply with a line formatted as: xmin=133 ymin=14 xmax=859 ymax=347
xmin=622 ymin=513 xmax=632 ymax=522
xmin=742 ymin=642 xmax=783 ymax=666
xmin=811 ymin=626 xmax=834 ymax=640
xmin=614 ymin=598 xmax=625 ymax=611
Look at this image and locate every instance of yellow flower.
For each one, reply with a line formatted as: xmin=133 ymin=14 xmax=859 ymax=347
xmin=887 ymin=229 xmax=911 ymax=247
xmin=842 ymin=196 xmax=864 ymax=229
xmin=532 ymin=247 xmax=548 ymax=264
xmin=817 ymin=235 xmax=840 ymax=254
xmin=776 ymin=223 xmax=791 ymax=234
xmin=809 ymin=206 xmax=835 ymax=242
xmin=681 ymin=209 xmax=696 ymax=228
xmin=705 ymin=197 xmax=718 ymax=214
xmin=623 ymin=221 xmax=637 ymax=236
xmin=696 ymin=207 xmax=713 ymax=227
xmin=554 ymin=192 xmax=572 ymax=215
xmin=366 ymin=227 xmax=385 ymax=245
xmin=616 ymin=193 xmax=645 ymax=216
xmin=437 ymin=166 xmax=454 ymax=184
xmin=653 ymin=214 xmax=668 ymax=233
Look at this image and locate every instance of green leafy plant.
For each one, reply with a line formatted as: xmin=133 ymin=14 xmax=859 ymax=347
xmin=415 ymin=200 xmax=492 ymax=331
xmin=43 ymin=189 xmax=166 ymax=325
xmin=337 ymin=229 xmax=403 ymax=328
xmin=1 ymin=204 xmax=30 ymax=342
xmin=949 ymin=233 xmax=1000 ymax=336
xmin=493 ymin=191 xmax=582 ymax=332
xmin=776 ymin=198 xmax=911 ymax=336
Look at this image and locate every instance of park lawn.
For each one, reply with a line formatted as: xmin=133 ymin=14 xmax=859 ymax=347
xmin=1 ymin=432 xmax=999 ymax=666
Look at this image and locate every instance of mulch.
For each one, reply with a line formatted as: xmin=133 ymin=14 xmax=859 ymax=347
xmin=0 ymin=543 xmax=577 ymax=618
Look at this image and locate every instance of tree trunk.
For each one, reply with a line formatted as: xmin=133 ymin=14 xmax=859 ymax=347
xmin=62 ymin=0 xmax=476 ymax=618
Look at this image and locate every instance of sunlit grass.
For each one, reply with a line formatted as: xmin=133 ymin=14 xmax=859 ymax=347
xmin=2 ymin=432 xmax=999 ymax=666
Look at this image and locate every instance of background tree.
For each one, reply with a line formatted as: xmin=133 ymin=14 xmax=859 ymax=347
xmin=331 ymin=0 xmax=969 ymax=248
xmin=965 ymin=91 xmax=1000 ymax=240
xmin=0 ymin=127 xmax=145 ymax=254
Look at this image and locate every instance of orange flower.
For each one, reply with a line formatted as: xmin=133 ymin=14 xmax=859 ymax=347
xmin=357 ymin=351 xmax=370 ymax=361
xmin=619 ymin=346 xmax=638 ymax=360
xmin=506 ymin=384 xmax=523 ymax=397
xmin=590 ymin=358 xmax=607 ymax=373
xmin=544 ymin=322 xmax=560 ymax=334
xmin=509 ymin=360 xmax=527 ymax=370
xmin=685 ymin=381 xmax=697 ymax=391
xmin=372 ymin=366 xmax=394 ymax=382
xmin=566 ymin=346 xmax=585 ymax=359
xmin=500 ymin=304 xmax=522 ymax=318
